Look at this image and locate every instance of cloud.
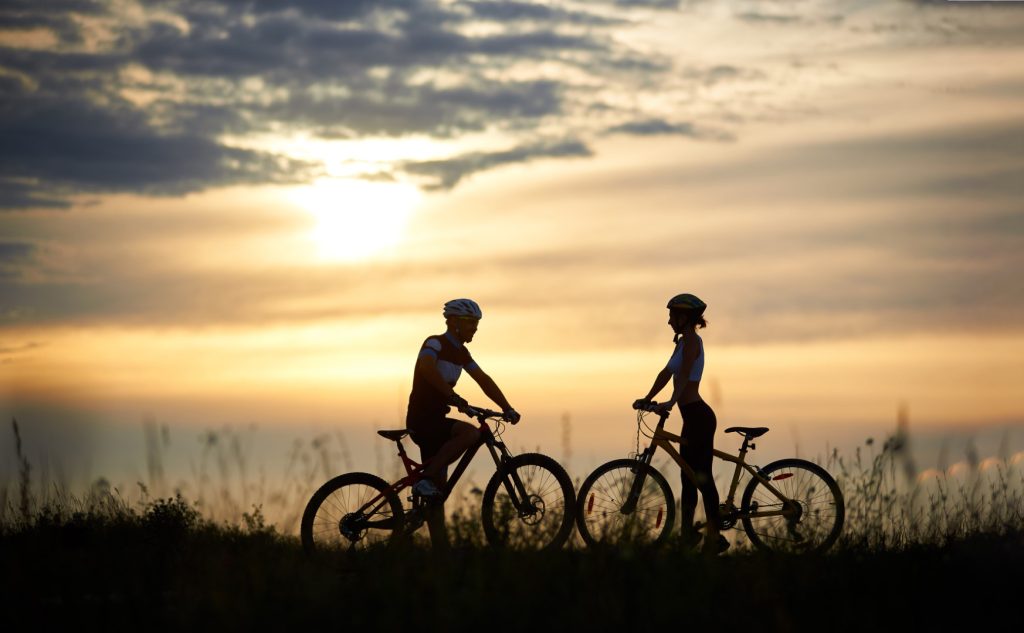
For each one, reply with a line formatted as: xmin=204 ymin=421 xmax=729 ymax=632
xmin=0 ymin=241 xmax=38 ymax=281
xmin=606 ymin=0 xmax=680 ymax=8
xmin=0 ymin=0 xmax=106 ymax=44
xmin=0 ymin=89 xmax=320 ymax=209
xmin=465 ymin=1 xmax=627 ymax=26
xmin=267 ymin=79 xmax=568 ymax=138
xmin=605 ymin=118 xmax=735 ymax=141
xmin=0 ymin=0 xmax=694 ymax=208
xmin=0 ymin=341 xmax=44 ymax=355
xmin=0 ymin=241 xmax=35 ymax=261
xmin=400 ymin=138 xmax=593 ymax=189
xmin=734 ymin=12 xmax=801 ymax=25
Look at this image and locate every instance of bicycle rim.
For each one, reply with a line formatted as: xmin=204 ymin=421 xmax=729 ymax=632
xmin=740 ymin=458 xmax=844 ymax=554
xmin=481 ymin=453 xmax=575 ymax=551
xmin=577 ymin=459 xmax=675 ymax=548
xmin=300 ymin=472 xmax=405 ymax=556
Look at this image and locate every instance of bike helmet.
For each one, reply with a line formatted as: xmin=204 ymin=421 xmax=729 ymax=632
xmin=443 ymin=298 xmax=483 ymax=319
xmin=666 ymin=293 xmax=706 ymax=314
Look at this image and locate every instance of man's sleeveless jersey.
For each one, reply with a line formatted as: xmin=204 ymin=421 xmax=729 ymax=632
xmin=407 ymin=332 xmax=479 ymax=421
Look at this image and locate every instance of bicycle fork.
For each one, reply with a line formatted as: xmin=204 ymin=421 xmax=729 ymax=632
xmin=492 ymin=444 xmax=539 ymax=516
xmin=619 ymin=450 xmax=653 ymax=514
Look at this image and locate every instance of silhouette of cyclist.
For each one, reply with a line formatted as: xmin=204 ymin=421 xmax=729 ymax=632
xmin=634 ymin=293 xmax=727 ymax=554
xmin=406 ymin=298 xmax=519 ymax=546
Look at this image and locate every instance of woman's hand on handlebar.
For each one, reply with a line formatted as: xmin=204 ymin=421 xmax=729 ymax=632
xmin=632 ymin=398 xmax=654 ymax=411
xmin=633 ymin=398 xmax=671 ymax=414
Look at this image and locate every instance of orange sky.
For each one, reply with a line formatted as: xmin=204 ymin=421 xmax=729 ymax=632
xmin=2 ymin=1 xmax=1023 ymax=487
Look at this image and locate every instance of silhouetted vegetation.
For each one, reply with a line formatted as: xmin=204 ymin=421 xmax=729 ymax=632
xmin=2 ymin=417 xmax=1022 ymax=629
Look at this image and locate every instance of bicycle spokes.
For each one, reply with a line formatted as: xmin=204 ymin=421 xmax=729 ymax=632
xmin=740 ymin=460 xmax=844 ymax=553
xmin=577 ymin=460 xmax=674 ymax=547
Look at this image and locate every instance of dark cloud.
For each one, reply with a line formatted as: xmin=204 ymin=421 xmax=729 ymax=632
xmin=400 ymin=139 xmax=592 ymax=189
xmin=0 ymin=241 xmax=35 ymax=262
xmin=465 ymin=1 xmax=627 ymax=26
xmin=0 ymin=0 xmax=107 ymax=44
xmin=734 ymin=12 xmax=801 ymax=25
xmin=0 ymin=91 xmax=320 ymax=208
xmin=605 ymin=118 xmax=735 ymax=141
xmin=0 ymin=241 xmax=37 ymax=279
xmin=270 ymin=79 xmax=566 ymax=138
xmin=607 ymin=0 xmax=680 ymax=8
xmin=0 ymin=0 xmax=677 ymax=208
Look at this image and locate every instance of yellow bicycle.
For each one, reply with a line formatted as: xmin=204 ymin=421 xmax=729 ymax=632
xmin=576 ymin=403 xmax=844 ymax=553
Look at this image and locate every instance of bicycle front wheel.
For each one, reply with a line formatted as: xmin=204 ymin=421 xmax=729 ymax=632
xmin=740 ymin=458 xmax=844 ymax=554
xmin=300 ymin=472 xmax=405 ymax=556
xmin=481 ymin=453 xmax=576 ymax=551
xmin=576 ymin=459 xmax=675 ymax=548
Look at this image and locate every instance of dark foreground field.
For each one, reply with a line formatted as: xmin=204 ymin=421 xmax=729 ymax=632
xmin=2 ymin=502 xmax=1020 ymax=632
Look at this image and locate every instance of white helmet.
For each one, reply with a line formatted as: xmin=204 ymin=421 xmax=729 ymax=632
xmin=443 ymin=298 xmax=482 ymax=319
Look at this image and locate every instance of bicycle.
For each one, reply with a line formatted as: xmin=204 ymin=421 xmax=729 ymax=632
xmin=301 ymin=405 xmax=576 ymax=554
xmin=576 ymin=402 xmax=845 ymax=553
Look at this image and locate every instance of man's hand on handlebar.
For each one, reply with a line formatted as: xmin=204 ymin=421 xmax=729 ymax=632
xmin=503 ymin=408 xmax=521 ymax=425
xmin=449 ymin=392 xmax=470 ymax=413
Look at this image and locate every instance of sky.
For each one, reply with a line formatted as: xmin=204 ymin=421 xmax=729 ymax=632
xmin=2 ymin=0 xmax=1023 ymax=493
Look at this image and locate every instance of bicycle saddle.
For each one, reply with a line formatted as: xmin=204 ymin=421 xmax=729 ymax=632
xmin=377 ymin=429 xmax=409 ymax=441
xmin=724 ymin=426 xmax=769 ymax=438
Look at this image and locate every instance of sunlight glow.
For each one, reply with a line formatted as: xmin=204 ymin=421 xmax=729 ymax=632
xmin=293 ymin=179 xmax=421 ymax=261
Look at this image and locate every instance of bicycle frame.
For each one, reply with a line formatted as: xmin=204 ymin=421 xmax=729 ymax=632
xmin=630 ymin=410 xmax=794 ymax=521
xmin=347 ymin=412 xmax=535 ymax=534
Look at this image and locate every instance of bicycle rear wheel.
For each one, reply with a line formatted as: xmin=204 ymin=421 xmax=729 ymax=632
xmin=740 ymin=458 xmax=844 ymax=554
xmin=481 ymin=453 xmax=576 ymax=551
xmin=300 ymin=472 xmax=405 ymax=556
xmin=576 ymin=459 xmax=675 ymax=548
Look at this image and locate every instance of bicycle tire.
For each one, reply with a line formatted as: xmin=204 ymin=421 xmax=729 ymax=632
xmin=300 ymin=472 xmax=405 ymax=556
xmin=576 ymin=459 xmax=675 ymax=548
xmin=740 ymin=458 xmax=844 ymax=554
xmin=480 ymin=453 xmax=576 ymax=551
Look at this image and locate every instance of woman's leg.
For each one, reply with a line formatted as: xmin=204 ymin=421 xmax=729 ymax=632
xmin=680 ymin=401 xmax=720 ymax=547
xmin=678 ymin=426 xmax=700 ymax=542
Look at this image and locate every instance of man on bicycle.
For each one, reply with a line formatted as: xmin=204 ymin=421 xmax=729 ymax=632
xmin=406 ymin=298 xmax=520 ymax=509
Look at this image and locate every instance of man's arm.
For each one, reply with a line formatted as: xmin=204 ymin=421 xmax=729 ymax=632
xmin=415 ymin=354 xmax=458 ymax=400
xmin=466 ymin=365 xmax=513 ymax=412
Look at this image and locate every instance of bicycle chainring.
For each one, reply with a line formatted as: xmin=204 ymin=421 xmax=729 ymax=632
xmin=717 ymin=503 xmax=738 ymax=530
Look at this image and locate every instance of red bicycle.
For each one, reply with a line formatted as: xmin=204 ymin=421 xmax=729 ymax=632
xmin=300 ymin=405 xmax=576 ymax=553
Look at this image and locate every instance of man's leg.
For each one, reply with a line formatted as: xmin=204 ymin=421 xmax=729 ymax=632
xmin=421 ymin=420 xmax=480 ymax=483
xmin=421 ymin=420 xmax=480 ymax=551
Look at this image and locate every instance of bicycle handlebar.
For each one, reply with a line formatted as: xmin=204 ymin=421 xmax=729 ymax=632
xmin=632 ymin=400 xmax=670 ymax=416
xmin=459 ymin=404 xmax=518 ymax=424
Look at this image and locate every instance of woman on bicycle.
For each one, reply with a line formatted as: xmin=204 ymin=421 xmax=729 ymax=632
xmin=633 ymin=293 xmax=726 ymax=554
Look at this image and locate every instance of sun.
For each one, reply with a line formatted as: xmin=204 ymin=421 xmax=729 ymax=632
xmin=293 ymin=179 xmax=421 ymax=261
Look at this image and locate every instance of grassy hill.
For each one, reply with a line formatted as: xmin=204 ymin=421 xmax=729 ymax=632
xmin=1 ymin=496 xmax=1020 ymax=631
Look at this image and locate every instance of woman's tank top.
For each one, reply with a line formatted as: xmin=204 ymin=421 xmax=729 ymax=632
xmin=665 ymin=334 xmax=704 ymax=382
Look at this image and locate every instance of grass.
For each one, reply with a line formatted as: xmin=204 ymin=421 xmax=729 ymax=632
xmin=2 ymin=417 xmax=1023 ymax=630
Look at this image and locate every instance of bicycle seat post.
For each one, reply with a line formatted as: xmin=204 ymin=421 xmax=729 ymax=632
xmin=738 ymin=435 xmax=754 ymax=461
xmin=394 ymin=438 xmax=419 ymax=478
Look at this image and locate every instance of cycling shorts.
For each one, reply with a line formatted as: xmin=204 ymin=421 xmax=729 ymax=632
xmin=407 ymin=416 xmax=458 ymax=461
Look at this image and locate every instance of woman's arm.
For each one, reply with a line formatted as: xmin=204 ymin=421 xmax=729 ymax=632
xmin=643 ymin=368 xmax=672 ymax=402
